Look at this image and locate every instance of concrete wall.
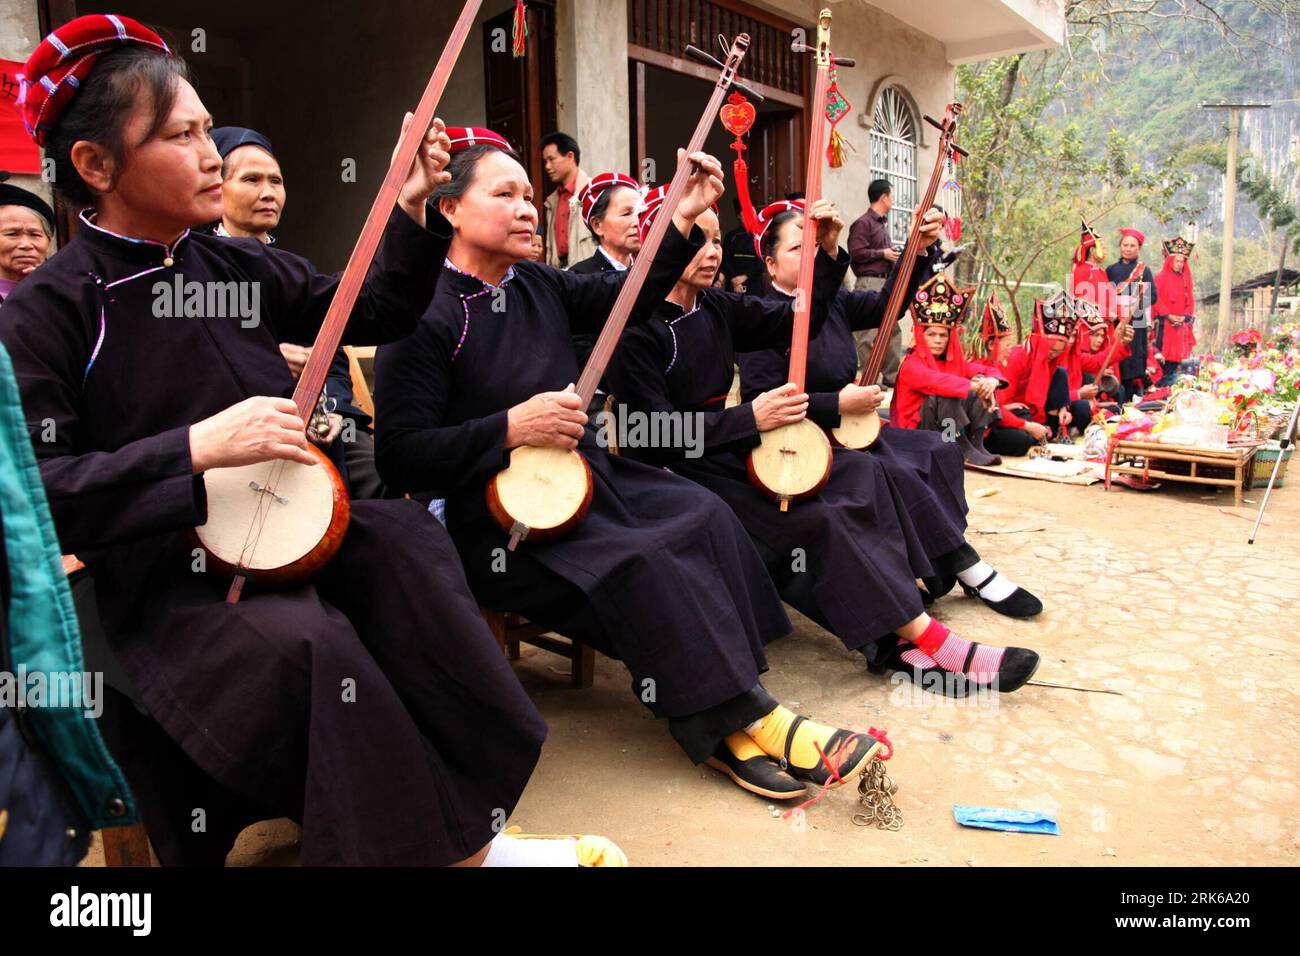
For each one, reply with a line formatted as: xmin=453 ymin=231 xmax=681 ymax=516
xmin=763 ymin=0 xmax=955 ymax=222
xmin=5 ymin=0 xmax=955 ymax=265
xmin=555 ymin=0 xmax=630 ymax=180
xmin=66 ymin=0 xmax=510 ymax=267
xmin=1 ymin=0 xmax=53 ymax=242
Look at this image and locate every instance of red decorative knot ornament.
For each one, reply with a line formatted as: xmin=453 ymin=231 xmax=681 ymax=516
xmin=824 ymin=59 xmax=852 ymax=168
xmin=719 ymin=90 xmax=760 ymax=234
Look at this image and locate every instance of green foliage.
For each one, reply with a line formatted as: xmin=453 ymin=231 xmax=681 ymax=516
xmin=954 ymin=0 xmax=1295 ymax=333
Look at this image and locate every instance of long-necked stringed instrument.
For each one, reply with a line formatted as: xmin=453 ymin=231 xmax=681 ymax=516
xmin=197 ymin=0 xmax=484 ymax=603
xmin=746 ymin=9 xmax=851 ymax=511
xmin=832 ymin=102 xmax=968 ymax=450
xmin=1095 ymin=260 xmax=1146 ymax=397
xmin=485 ymin=34 xmax=761 ymax=550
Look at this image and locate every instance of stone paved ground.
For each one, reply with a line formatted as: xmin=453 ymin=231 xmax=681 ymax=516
xmin=85 ymin=463 xmax=1300 ymax=867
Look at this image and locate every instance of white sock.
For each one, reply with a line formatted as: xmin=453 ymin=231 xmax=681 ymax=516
xmin=481 ymin=833 xmax=579 ymax=868
xmin=956 ymin=560 xmax=1017 ymax=602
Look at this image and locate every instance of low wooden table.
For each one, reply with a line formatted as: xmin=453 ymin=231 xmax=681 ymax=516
xmin=1104 ymin=438 xmax=1259 ymax=505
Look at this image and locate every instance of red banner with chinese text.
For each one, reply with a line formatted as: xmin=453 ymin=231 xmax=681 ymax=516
xmin=1 ymin=58 xmax=41 ymax=175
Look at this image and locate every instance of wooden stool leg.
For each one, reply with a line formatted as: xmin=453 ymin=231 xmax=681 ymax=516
xmin=572 ymin=643 xmax=595 ymax=689
xmin=481 ymin=607 xmax=508 ymax=656
xmin=101 ymin=822 xmax=154 ymax=867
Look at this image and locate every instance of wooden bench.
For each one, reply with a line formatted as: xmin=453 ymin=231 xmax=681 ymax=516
xmin=1105 ymin=438 xmax=1259 ymax=506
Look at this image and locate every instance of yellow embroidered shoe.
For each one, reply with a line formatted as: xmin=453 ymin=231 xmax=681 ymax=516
xmin=502 ymin=827 xmax=629 ymax=867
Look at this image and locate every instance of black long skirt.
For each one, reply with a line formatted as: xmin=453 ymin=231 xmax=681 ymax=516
xmin=91 ymin=499 xmax=546 ymax=866
xmin=867 ymin=426 xmax=969 ymax=560
xmin=675 ymin=448 xmax=934 ymax=657
xmin=448 ymin=447 xmax=791 ymax=726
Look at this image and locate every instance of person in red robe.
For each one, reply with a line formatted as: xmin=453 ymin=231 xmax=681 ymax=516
xmin=986 ymin=292 xmax=1091 ymax=453
xmin=1152 ymin=234 xmax=1197 ymax=385
xmin=970 ymin=290 xmax=1016 ymax=382
xmin=1071 ymin=217 xmax=1118 ymax=319
xmin=892 ymin=272 xmax=1005 ymax=465
xmin=1077 ymin=307 xmax=1133 ymax=407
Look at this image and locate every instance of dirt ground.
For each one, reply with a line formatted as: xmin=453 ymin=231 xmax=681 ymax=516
xmin=84 ymin=461 xmax=1300 ymax=867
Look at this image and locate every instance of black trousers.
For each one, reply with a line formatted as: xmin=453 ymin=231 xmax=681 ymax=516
xmin=1045 ymin=367 xmax=1094 ymax=433
xmin=917 ymin=392 xmax=1000 ymax=438
xmin=985 ymin=427 xmax=1036 ymax=457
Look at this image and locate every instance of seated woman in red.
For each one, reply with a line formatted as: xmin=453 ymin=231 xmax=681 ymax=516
xmin=1077 ymin=309 xmax=1133 ymax=408
xmin=985 ymin=293 xmax=1090 ymax=457
xmin=893 ymin=274 xmax=1006 ymax=466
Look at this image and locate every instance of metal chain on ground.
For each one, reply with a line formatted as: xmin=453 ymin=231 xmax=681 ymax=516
xmin=852 ymin=757 xmax=902 ymax=830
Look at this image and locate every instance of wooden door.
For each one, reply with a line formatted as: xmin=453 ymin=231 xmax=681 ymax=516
xmin=483 ymin=0 xmax=556 ymax=221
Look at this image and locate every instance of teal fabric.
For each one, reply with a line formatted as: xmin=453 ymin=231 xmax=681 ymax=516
xmin=0 ymin=342 xmax=135 ymax=828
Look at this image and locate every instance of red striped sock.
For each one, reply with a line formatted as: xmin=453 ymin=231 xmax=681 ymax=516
xmin=912 ymin=619 xmax=1005 ymax=681
xmin=899 ymin=646 xmax=939 ymax=668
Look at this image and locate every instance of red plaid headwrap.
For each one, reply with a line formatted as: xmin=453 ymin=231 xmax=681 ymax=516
xmin=635 ymin=183 xmax=718 ymax=242
xmin=18 ymin=14 xmax=171 ymax=146
xmin=752 ymin=199 xmax=803 ymax=258
xmin=444 ymin=127 xmax=511 ymax=154
xmin=577 ymin=172 xmax=639 ymax=228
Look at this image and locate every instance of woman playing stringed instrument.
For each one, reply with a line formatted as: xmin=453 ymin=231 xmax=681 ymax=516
xmin=375 ymin=128 xmax=882 ymax=802
xmin=739 ymin=201 xmax=1044 ymax=622
xmin=607 ymin=196 xmax=1041 ymax=698
xmin=0 ymin=12 xmax=629 ymax=868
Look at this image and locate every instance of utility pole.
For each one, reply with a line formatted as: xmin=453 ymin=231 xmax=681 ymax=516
xmin=1201 ymin=103 xmax=1270 ymax=337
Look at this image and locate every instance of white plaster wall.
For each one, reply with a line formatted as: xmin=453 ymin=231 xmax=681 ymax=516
xmin=555 ymin=0 xmax=629 ymax=178
xmin=761 ymin=0 xmax=955 ymax=219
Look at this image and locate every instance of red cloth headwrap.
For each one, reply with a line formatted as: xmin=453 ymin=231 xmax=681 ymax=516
xmin=752 ymin=199 xmax=803 ymax=258
xmin=444 ymin=127 xmax=511 ymax=154
xmin=636 ymin=183 xmax=716 ymax=243
xmin=18 ymin=14 xmax=170 ymax=146
xmin=1118 ymin=227 xmax=1145 ymax=246
xmin=577 ymin=172 xmax=640 ymax=229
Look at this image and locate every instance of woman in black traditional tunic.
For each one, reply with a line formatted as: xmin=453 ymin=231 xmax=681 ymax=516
xmin=0 ymin=17 xmax=621 ymax=867
xmin=375 ymin=131 xmax=883 ymax=802
xmin=737 ymin=203 xmax=1043 ymax=624
xmin=605 ymin=200 xmax=1041 ymax=698
xmin=1106 ymin=228 xmax=1158 ymax=396
xmin=567 ymin=173 xmax=641 ymax=406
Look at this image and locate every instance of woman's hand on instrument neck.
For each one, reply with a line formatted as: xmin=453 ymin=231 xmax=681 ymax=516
xmin=670 ymin=149 xmax=725 ymax=236
xmin=752 ymin=382 xmax=809 ymax=432
xmin=838 ymin=382 xmax=883 ymax=415
xmin=913 ymin=207 xmax=945 ymax=248
xmin=506 ymin=385 xmax=588 ymax=450
xmin=396 ymin=114 xmax=453 ymax=227
xmin=189 ymin=396 xmax=317 ymax=473
xmin=810 ymin=199 xmax=844 ymax=255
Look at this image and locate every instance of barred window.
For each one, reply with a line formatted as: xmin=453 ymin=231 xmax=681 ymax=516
xmin=870 ymin=87 xmax=918 ymax=246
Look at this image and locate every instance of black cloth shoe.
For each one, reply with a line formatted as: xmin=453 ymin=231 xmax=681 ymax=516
xmin=882 ymin=643 xmax=977 ymax=698
xmin=957 ymin=435 xmax=1002 ymax=467
xmin=705 ymin=743 xmax=806 ymax=801
xmin=922 ymin=574 xmax=957 ymax=602
xmin=778 ymin=716 xmax=882 ymax=789
xmin=884 ymin=642 xmax=1041 ymax=696
xmin=961 ymin=571 xmax=1044 ymax=618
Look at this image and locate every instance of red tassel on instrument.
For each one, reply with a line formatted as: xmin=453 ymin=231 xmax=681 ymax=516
xmin=824 ymin=59 xmax=852 ymax=168
xmin=718 ymin=91 xmax=759 ymax=233
xmin=512 ymin=0 xmax=527 ymax=57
